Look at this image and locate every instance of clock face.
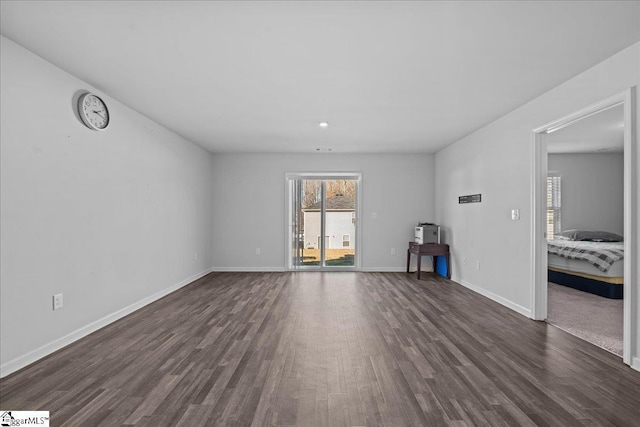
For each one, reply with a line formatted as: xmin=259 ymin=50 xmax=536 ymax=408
xmin=78 ymin=93 xmax=109 ymax=130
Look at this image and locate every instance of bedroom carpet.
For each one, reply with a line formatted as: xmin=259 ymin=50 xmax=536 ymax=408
xmin=547 ymin=282 xmax=623 ymax=356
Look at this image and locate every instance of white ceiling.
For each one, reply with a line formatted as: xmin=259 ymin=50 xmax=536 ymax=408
xmin=1 ymin=1 xmax=638 ymax=154
xmin=548 ymin=104 xmax=625 ymax=154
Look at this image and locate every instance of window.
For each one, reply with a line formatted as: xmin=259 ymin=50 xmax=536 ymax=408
xmin=547 ymin=176 xmax=562 ymax=239
xmin=342 ymin=234 xmax=350 ymax=247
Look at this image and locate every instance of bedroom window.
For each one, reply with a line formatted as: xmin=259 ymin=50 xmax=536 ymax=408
xmin=547 ymin=176 xmax=562 ymax=239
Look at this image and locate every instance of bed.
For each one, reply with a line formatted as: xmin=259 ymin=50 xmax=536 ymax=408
xmin=547 ymin=231 xmax=624 ymax=299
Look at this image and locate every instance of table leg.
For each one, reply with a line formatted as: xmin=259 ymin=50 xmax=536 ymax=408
xmin=406 ymin=250 xmax=411 ymax=273
xmin=417 ymin=254 xmax=421 ymax=280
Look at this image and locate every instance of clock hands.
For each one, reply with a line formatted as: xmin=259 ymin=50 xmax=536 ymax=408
xmin=93 ymin=110 xmax=106 ymax=119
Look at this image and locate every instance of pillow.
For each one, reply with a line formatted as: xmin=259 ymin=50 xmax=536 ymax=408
xmin=555 ymin=229 xmax=623 ymax=242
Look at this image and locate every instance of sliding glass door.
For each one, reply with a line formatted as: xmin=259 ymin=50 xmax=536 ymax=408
xmin=287 ymin=174 xmax=360 ymax=270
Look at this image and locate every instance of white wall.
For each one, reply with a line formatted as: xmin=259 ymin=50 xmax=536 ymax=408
xmin=548 ymin=153 xmax=624 ymax=235
xmin=211 ymin=153 xmax=434 ymax=271
xmin=435 ymin=42 xmax=639 ymax=364
xmin=0 ymin=37 xmax=215 ymax=376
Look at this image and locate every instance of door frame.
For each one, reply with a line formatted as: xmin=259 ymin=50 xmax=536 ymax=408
xmin=530 ymin=88 xmax=637 ymax=367
xmin=285 ymin=172 xmax=362 ymax=271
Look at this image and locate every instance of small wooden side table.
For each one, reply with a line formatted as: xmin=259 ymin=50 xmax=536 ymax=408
xmin=407 ymin=242 xmax=451 ymax=280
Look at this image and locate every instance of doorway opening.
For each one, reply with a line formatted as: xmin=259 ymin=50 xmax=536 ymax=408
xmin=545 ymin=104 xmax=624 ymax=356
xmin=531 ymin=89 xmax=637 ymax=367
xmin=286 ymin=173 xmax=361 ymax=270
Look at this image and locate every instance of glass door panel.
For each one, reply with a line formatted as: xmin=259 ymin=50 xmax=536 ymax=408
xmin=288 ymin=176 xmax=358 ymax=270
xmin=323 ymin=179 xmax=356 ymax=267
xmin=290 ymin=179 xmax=322 ymax=267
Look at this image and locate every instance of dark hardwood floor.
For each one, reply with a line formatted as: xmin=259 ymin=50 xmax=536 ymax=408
xmin=2 ymin=272 xmax=640 ymax=426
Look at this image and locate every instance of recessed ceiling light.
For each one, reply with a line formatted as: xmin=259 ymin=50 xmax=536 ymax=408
xmin=318 ymin=121 xmax=329 ymax=128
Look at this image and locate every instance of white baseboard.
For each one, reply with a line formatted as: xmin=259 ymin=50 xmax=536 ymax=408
xmin=212 ymin=267 xmax=413 ymax=273
xmin=452 ymin=275 xmax=532 ymax=319
xmin=211 ymin=267 xmax=286 ymax=272
xmin=0 ymin=267 xmax=213 ymax=378
xmin=360 ymin=267 xmax=407 ymax=272
xmin=632 ymin=357 xmax=640 ymax=372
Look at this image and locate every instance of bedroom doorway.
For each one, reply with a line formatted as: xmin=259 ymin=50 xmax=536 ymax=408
xmin=531 ymin=89 xmax=637 ymax=367
xmin=545 ymin=104 xmax=624 ymax=356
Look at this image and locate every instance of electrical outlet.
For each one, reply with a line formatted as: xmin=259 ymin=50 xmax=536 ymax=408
xmin=255 ymin=248 xmax=261 ymax=255
xmin=194 ymin=252 xmax=198 ymax=261
xmin=53 ymin=293 xmax=63 ymax=310
xmin=390 ymin=248 xmax=396 ymax=256
xmin=511 ymin=209 xmax=520 ymax=220
xmin=463 ymin=257 xmax=467 ymax=265
xmin=475 ymin=261 xmax=480 ymax=271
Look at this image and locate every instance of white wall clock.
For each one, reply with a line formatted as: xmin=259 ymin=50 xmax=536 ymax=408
xmin=77 ymin=92 xmax=109 ymax=130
